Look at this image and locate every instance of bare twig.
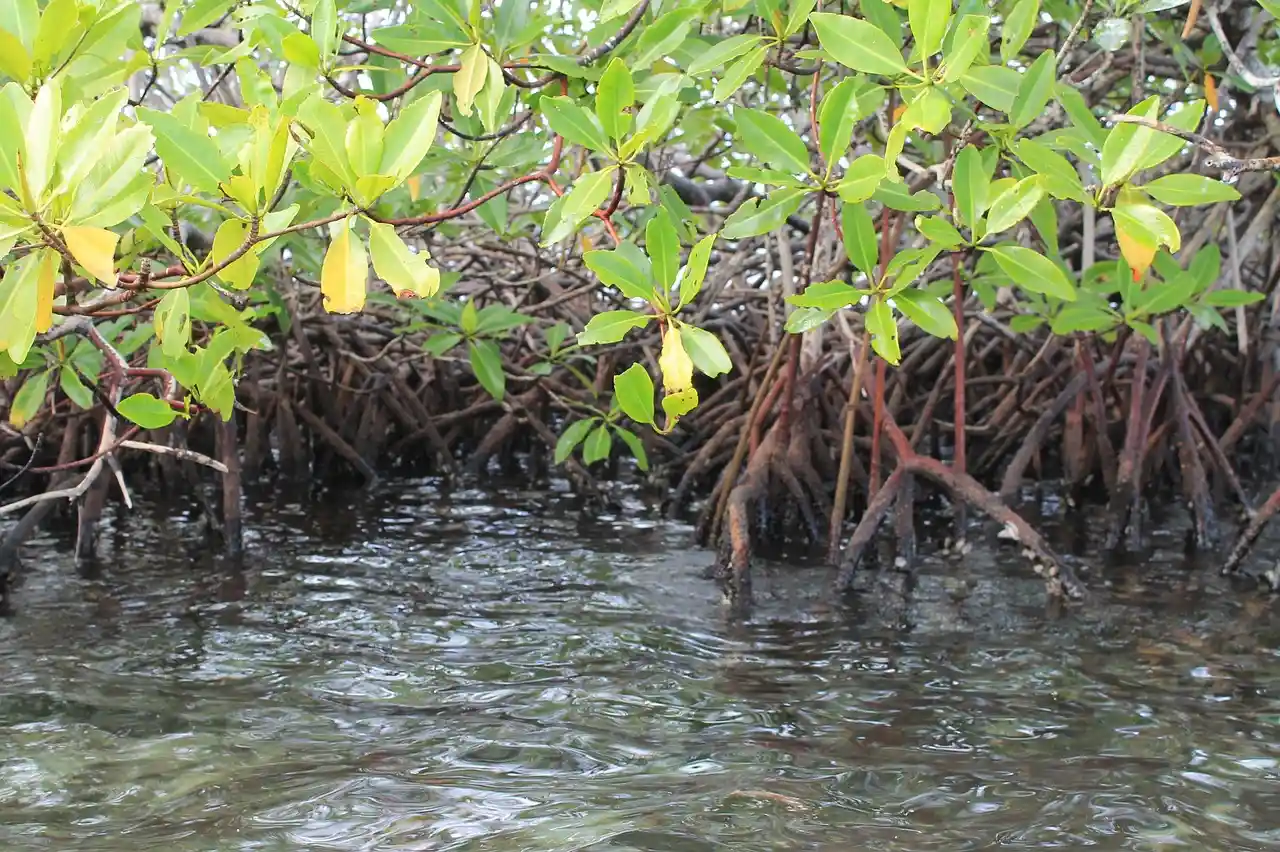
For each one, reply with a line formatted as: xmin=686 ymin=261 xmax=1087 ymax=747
xmin=1105 ymin=114 xmax=1280 ymax=180
xmin=118 ymin=441 xmax=230 ymax=473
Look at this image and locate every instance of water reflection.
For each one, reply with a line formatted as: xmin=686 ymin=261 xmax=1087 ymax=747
xmin=0 ymin=479 xmax=1278 ymax=850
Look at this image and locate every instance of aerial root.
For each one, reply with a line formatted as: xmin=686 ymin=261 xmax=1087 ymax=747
xmin=839 ymin=454 xmax=1087 ymax=600
xmin=1222 ymin=483 xmax=1280 ymax=584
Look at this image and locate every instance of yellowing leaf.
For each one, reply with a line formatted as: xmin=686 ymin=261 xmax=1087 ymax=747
xmin=1115 ymin=219 xmax=1155 ymax=282
xmin=368 ymin=221 xmax=439 ymax=299
xmin=211 ymin=218 xmax=261 ymax=290
xmin=61 ymin=225 xmax=119 ymax=285
xmin=453 ymin=43 xmax=488 ymax=118
xmin=658 ymin=323 xmax=693 ymax=394
xmin=34 ymin=246 xmax=54 ymax=332
xmin=321 ymin=220 xmax=369 ymax=313
xmin=1113 ymin=201 xmax=1180 ymax=282
xmin=1204 ymin=73 xmax=1218 ymax=113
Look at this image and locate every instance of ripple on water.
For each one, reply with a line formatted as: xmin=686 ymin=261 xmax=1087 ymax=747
xmin=1 ymin=484 xmax=1279 ymax=850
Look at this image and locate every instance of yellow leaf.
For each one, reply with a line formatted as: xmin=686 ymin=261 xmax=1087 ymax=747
xmin=35 ymin=248 xmax=55 ymax=332
xmin=407 ymin=174 xmax=423 ymax=202
xmin=453 ymin=43 xmax=489 ymax=118
xmin=1204 ymin=73 xmax=1218 ymax=113
xmin=320 ymin=220 xmax=369 ymax=313
xmin=61 ymin=225 xmax=119 ymax=286
xmin=658 ymin=323 xmax=693 ymax=394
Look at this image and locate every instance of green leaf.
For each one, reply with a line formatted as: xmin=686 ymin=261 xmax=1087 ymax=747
xmin=369 ymin=222 xmax=440 ymax=299
xmin=819 ymin=77 xmax=882 ymax=168
xmin=734 ymin=108 xmax=811 ymax=175
xmin=837 ymin=154 xmax=886 ymax=203
xmin=959 ymin=65 xmax=1020 ymax=113
xmin=874 ymin=181 xmax=942 ymax=212
xmin=179 ymin=0 xmax=237 ymax=37
xmin=58 ymin=365 xmax=92 ymax=410
xmin=1010 ymin=49 xmax=1056 ymax=129
xmin=32 ymin=0 xmax=77 ymax=71
xmin=624 ymin=163 xmax=652 ymax=205
xmin=625 ymin=78 xmax=682 ymax=155
xmin=117 ymin=393 xmax=179 ymax=430
xmin=984 ymin=176 xmax=1046 ymax=236
xmin=1001 ymin=0 xmax=1039 ymax=62
xmin=789 ymin=280 xmax=866 ymax=310
xmin=678 ymin=234 xmax=716 ymax=308
xmin=720 ymin=187 xmax=806 ymax=239
xmin=1135 ymin=272 xmax=1197 ymax=316
xmin=1189 ymin=245 xmax=1221 ymax=289
xmin=541 ymin=167 xmax=615 ymax=245
xmin=1029 ymin=195 xmax=1060 ymax=255
xmin=154 ymin=288 xmax=191 ymax=359
xmin=785 ymin=305 xmax=840 ymax=333
xmin=596 ymin=57 xmax=634 ymax=141
xmin=1135 ymin=101 xmax=1204 ymax=172
xmin=810 ymin=12 xmax=909 ymax=76
xmin=380 ymin=90 xmax=443 ymax=183
xmin=688 ymin=33 xmax=763 ymax=74
xmin=1203 ymin=289 xmax=1265 ymax=308
xmin=953 ymin=144 xmax=989 ymax=232
xmin=631 ymin=7 xmax=697 ymax=67
xmin=1056 ymin=83 xmax=1107 ymax=149
xmin=1050 ymin=300 xmax=1120 ymax=334
xmin=0 ymin=0 xmax=37 ymax=51
xmin=915 ymin=214 xmax=964 ymax=248
xmin=1142 ymin=173 xmax=1241 ymax=206
xmin=0 ymin=250 xmax=39 ymax=363
xmin=842 ymin=201 xmax=878 ymax=279
xmin=784 ymin=0 xmax=818 ymax=36
xmin=577 ymin=310 xmax=652 ymax=345
xmin=614 ymin=362 xmax=655 ymax=425
xmin=585 ymin=244 xmax=656 ymax=300
xmin=554 ymin=417 xmax=595 ymax=463
xmin=713 ymin=44 xmax=768 ymax=102
xmin=646 ymin=207 xmax=681 ymax=290
xmin=612 ymin=426 xmax=649 ymax=470
xmin=424 ymin=331 xmax=463 ymax=356
xmin=679 ymin=325 xmax=733 ymax=377
xmin=1101 ymin=95 xmax=1161 ymax=187
xmin=867 ymin=299 xmax=900 ymax=364
xmin=138 ymin=106 xmax=232 ymax=195
xmin=310 ymin=0 xmax=339 ymax=64
xmin=453 ymin=43 xmax=488 ymax=118
xmin=861 ymin=0 xmax=905 ymax=45
xmin=24 ymin=74 xmax=59 ymax=200
xmin=583 ymin=422 xmax=613 ymax=465
xmin=540 ymin=95 xmax=612 ymax=152
xmin=895 ymin=289 xmax=958 ymax=339
xmin=908 ymin=0 xmax=951 ymax=58
xmin=988 ymin=245 xmax=1077 ymax=301
xmin=468 ymin=338 xmax=505 ymax=401
xmin=9 ymin=369 xmax=47 ymax=428
xmin=940 ymin=15 xmax=989 ymax=83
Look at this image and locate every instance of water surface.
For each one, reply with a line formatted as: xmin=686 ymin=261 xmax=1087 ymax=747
xmin=2 ymin=481 xmax=1279 ymax=850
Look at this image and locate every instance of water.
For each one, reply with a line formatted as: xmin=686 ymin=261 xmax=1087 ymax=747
xmin=2 ymin=480 xmax=1280 ymax=851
